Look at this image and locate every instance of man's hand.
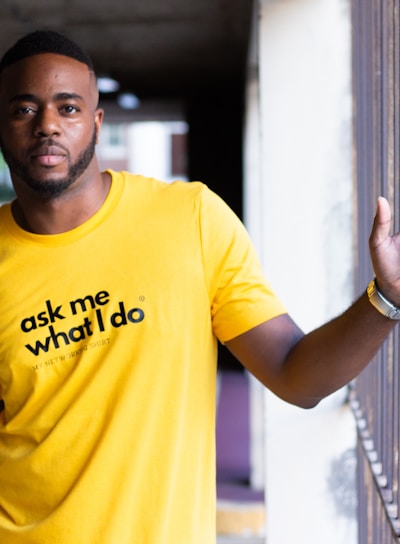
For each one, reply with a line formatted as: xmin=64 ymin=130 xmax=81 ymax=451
xmin=369 ymin=197 xmax=400 ymax=306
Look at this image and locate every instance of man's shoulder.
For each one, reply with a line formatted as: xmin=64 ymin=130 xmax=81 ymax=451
xmin=111 ymin=169 xmax=207 ymax=201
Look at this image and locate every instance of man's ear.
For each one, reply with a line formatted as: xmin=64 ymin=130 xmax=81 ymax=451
xmin=94 ymin=108 xmax=104 ymax=144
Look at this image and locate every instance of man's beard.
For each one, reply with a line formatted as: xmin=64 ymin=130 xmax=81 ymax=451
xmin=0 ymin=127 xmax=97 ymax=200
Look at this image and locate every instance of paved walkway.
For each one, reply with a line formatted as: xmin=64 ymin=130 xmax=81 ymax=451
xmin=217 ymin=537 xmax=264 ymax=544
xmin=216 ymin=371 xmax=265 ymax=542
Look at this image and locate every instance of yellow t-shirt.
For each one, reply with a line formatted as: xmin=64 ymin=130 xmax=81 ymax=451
xmin=0 ymin=171 xmax=286 ymax=543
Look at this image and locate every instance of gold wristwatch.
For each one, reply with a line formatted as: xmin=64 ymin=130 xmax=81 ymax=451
xmin=367 ymin=279 xmax=400 ymax=320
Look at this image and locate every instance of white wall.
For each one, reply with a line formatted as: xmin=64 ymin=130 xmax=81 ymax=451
xmin=244 ymin=0 xmax=357 ymax=542
xmin=97 ymin=120 xmax=188 ymax=183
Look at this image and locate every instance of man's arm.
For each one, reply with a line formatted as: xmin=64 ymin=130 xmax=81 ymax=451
xmin=225 ymin=197 xmax=399 ymax=409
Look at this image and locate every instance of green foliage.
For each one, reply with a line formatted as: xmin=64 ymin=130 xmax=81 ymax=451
xmin=0 ymin=152 xmax=14 ymax=202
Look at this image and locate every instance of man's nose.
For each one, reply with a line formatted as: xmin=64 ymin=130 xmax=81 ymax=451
xmin=33 ymin=106 xmax=61 ymax=137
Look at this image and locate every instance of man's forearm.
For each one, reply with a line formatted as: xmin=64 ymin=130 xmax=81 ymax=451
xmin=227 ymin=290 xmax=397 ymax=409
xmin=283 ymin=291 xmax=396 ymax=405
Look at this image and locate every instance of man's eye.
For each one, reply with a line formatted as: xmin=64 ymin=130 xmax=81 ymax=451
xmin=62 ymin=105 xmax=79 ymax=114
xmin=14 ymin=106 xmax=34 ymax=115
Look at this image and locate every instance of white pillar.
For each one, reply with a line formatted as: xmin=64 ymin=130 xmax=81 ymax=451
xmin=244 ymin=1 xmax=357 ymax=542
xmin=127 ymin=122 xmax=171 ymax=180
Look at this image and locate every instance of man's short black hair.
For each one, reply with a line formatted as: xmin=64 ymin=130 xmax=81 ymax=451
xmin=0 ymin=30 xmax=94 ymax=73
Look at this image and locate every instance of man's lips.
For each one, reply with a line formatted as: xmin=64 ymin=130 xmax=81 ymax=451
xmin=31 ymin=146 xmax=66 ymax=167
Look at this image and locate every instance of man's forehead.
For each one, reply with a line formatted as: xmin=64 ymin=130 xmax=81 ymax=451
xmin=4 ymin=52 xmax=93 ymax=75
xmin=0 ymin=53 xmax=97 ymax=98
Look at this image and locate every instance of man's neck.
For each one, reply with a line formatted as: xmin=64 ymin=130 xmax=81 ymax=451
xmin=11 ymin=171 xmax=112 ymax=235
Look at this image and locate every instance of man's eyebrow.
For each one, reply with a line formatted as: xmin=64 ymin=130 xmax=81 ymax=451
xmin=9 ymin=93 xmax=37 ymax=103
xmin=54 ymin=92 xmax=84 ymax=101
xmin=9 ymin=92 xmax=84 ymax=103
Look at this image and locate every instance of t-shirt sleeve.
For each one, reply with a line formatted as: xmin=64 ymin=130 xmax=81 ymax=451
xmin=198 ymin=184 xmax=287 ymax=343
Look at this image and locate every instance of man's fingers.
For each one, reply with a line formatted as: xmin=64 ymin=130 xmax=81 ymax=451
xmin=370 ymin=196 xmax=392 ymax=248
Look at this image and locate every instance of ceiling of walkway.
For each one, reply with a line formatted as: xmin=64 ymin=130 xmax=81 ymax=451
xmin=0 ymin=0 xmax=254 ymax=102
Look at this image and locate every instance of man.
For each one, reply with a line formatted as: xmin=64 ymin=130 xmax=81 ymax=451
xmin=0 ymin=30 xmax=398 ymax=543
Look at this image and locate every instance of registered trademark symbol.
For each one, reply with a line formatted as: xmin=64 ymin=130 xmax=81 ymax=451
xmin=139 ymin=296 xmax=145 ymax=301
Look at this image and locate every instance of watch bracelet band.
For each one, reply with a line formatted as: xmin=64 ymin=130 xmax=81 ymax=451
xmin=367 ymin=279 xmax=400 ymax=320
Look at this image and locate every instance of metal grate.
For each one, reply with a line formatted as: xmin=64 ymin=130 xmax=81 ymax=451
xmin=351 ymin=0 xmax=400 ymax=541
